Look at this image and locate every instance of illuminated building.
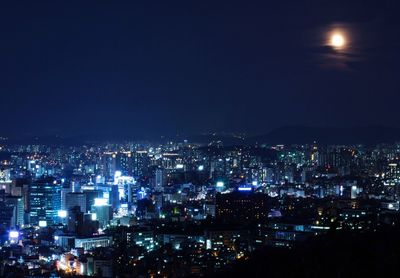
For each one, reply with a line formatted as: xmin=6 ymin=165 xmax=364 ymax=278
xmin=154 ymin=168 xmax=165 ymax=192
xmin=75 ymin=235 xmax=113 ymax=250
xmin=116 ymin=152 xmax=134 ymax=175
xmin=0 ymin=168 xmax=11 ymax=182
xmin=385 ymin=163 xmax=400 ymax=186
xmin=133 ymin=150 xmax=150 ymax=177
xmin=83 ymin=189 xmax=103 ymax=211
xmin=113 ymin=172 xmax=135 ymax=202
xmin=265 ymin=223 xmax=314 ymax=248
xmin=91 ymin=198 xmax=113 ymax=228
xmin=127 ymin=230 xmax=155 ymax=251
xmin=205 ymin=229 xmax=249 ymax=249
xmin=5 ymin=196 xmax=24 ymax=227
xmin=29 ymin=181 xmax=62 ymax=226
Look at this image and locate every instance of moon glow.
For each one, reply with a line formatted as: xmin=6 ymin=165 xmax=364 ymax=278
xmin=330 ymin=33 xmax=345 ymax=49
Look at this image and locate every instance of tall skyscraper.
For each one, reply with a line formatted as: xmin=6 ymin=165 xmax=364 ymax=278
xmin=29 ymin=181 xmax=62 ymax=226
xmin=154 ymin=168 xmax=165 ymax=192
xmin=5 ymin=196 xmax=25 ymax=227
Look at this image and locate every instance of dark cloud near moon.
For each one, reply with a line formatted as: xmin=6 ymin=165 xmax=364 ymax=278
xmin=306 ymin=0 xmax=399 ymax=72
xmin=307 ymin=23 xmax=367 ymax=71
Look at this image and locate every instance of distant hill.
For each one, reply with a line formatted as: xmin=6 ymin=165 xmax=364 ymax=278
xmin=248 ymin=126 xmax=400 ymax=145
xmin=185 ymin=134 xmax=246 ymax=145
xmin=4 ymin=126 xmax=400 ymax=146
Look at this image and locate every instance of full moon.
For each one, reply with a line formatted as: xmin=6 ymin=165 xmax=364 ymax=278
xmin=331 ymin=33 xmax=345 ymax=48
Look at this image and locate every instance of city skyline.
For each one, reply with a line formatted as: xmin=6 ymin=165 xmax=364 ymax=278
xmin=1 ymin=137 xmax=400 ymax=276
xmin=1 ymin=1 xmax=400 ymax=277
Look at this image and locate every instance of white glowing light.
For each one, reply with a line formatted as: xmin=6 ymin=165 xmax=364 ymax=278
xmin=103 ymin=192 xmax=109 ymax=199
xmin=331 ymin=33 xmax=345 ymax=48
xmin=114 ymin=171 xmax=122 ymax=179
xmin=238 ymin=186 xmax=252 ymax=192
xmin=94 ymin=198 xmax=108 ymax=206
xmin=9 ymin=231 xmax=19 ymax=238
xmin=57 ymin=210 xmax=67 ymax=218
xmin=39 ymin=220 xmax=47 ymax=227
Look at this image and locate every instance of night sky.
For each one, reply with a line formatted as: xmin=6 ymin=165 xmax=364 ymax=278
xmin=1 ymin=0 xmax=399 ymax=138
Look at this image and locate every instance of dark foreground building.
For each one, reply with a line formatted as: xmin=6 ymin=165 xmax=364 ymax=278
xmin=216 ymin=191 xmax=269 ymax=222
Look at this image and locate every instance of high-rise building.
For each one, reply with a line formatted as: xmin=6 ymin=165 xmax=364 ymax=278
xmin=65 ymin=192 xmax=87 ymax=213
xmin=29 ymin=181 xmax=62 ymax=226
xmin=61 ymin=185 xmax=72 ymax=210
xmin=67 ymin=206 xmax=84 ymax=234
xmin=0 ymin=189 xmax=16 ymax=229
xmin=133 ymin=150 xmax=150 ymax=177
xmin=83 ymin=189 xmax=103 ymax=212
xmin=91 ymin=198 xmax=113 ymax=229
xmin=386 ymin=163 xmax=400 ymax=185
xmin=116 ymin=152 xmax=133 ymax=175
xmin=5 ymin=196 xmax=25 ymax=227
xmin=154 ymin=168 xmax=165 ymax=192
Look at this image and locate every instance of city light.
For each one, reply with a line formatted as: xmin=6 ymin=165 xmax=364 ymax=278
xmin=216 ymin=181 xmax=224 ymax=188
xmin=94 ymin=198 xmax=108 ymax=206
xmin=9 ymin=230 xmax=19 ymax=238
xmin=238 ymin=186 xmax=252 ymax=192
xmin=1 ymin=2 xmax=398 ymax=277
xmin=114 ymin=171 xmax=122 ymax=180
xmin=39 ymin=221 xmax=47 ymax=227
xmin=58 ymin=210 xmax=67 ymax=218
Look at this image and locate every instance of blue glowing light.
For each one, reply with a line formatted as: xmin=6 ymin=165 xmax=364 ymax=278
xmin=137 ymin=187 xmax=147 ymax=200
